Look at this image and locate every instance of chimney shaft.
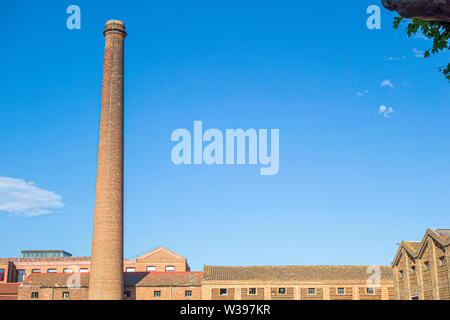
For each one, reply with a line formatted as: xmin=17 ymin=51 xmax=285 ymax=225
xmin=88 ymin=20 xmax=126 ymax=300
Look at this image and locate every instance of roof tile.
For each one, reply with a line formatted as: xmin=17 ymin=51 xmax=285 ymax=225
xmin=202 ymin=265 xmax=393 ymax=281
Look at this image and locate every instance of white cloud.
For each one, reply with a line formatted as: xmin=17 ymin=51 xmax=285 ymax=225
xmin=380 ymin=79 xmax=394 ymax=89
xmin=0 ymin=176 xmax=64 ymax=217
xmin=388 ymin=56 xmax=406 ymax=61
xmin=412 ymin=48 xmax=424 ymax=58
xmin=356 ymin=89 xmax=368 ymax=96
xmin=412 ymin=34 xmax=429 ymax=41
xmin=378 ymin=105 xmax=394 ymax=118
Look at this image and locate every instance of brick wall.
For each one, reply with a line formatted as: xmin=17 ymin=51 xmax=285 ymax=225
xmin=18 ymin=286 xmax=89 ymax=300
xmin=11 ymin=264 xmax=90 ymax=283
xmin=0 ymin=283 xmax=18 ymax=300
xmin=300 ymin=287 xmax=324 ymax=300
xmin=329 ymin=287 xmax=353 ymax=300
xmin=133 ymin=286 xmax=201 ymax=300
xmin=358 ymin=287 xmax=382 ymax=300
xmin=421 ymin=244 xmax=433 ymax=299
xmin=271 ymin=287 xmax=294 ymax=300
xmin=434 ymin=241 xmax=449 ymax=300
xmin=135 ymin=250 xmax=188 ymax=272
xmin=212 ymin=288 xmax=235 ymax=300
xmin=240 ymin=287 xmax=264 ymax=300
xmin=406 ymin=255 xmax=419 ymax=296
xmin=206 ymin=285 xmax=392 ymax=300
xmin=393 ymin=232 xmax=450 ymax=300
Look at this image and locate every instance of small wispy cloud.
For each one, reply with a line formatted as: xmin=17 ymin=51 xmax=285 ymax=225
xmin=412 ymin=34 xmax=429 ymax=41
xmin=412 ymin=48 xmax=424 ymax=58
xmin=380 ymin=79 xmax=394 ymax=89
xmin=378 ymin=105 xmax=394 ymax=118
xmin=387 ymin=56 xmax=406 ymax=61
xmin=356 ymin=89 xmax=368 ymax=96
xmin=0 ymin=176 xmax=64 ymax=217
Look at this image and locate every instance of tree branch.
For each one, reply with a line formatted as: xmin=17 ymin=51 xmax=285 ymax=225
xmin=382 ymin=0 xmax=450 ymax=22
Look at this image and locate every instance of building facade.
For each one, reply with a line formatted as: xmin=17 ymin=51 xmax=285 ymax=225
xmin=1 ymin=246 xmax=396 ymax=300
xmin=0 ymin=246 xmax=189 ymax=287
xmin=5 ymin=230 xmax=450 ymax=300
xmin=392 ymin=229 xmax=450 ymax=300
xmin=7 ymin=246 xmax=200 ymax=300
xmin=201 ymin=265 xmax=394 ymax=300
xmin=17 ymin=272 xmax=202 ymax=301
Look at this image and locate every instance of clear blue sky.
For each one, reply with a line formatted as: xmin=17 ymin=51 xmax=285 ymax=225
xmin=0 ymin=1 xmax=449 ymax=271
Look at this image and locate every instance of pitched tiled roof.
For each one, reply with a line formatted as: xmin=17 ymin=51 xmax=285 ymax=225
xmin=22 ymin=273 xmax=90 ymax=288
xmin=392 ymin=228 xmax=450 ymax=266
xmin=126 ymin=272 xmax=202 ymax=287
xmin=0 ymin=283 xmax=19 ymax=294
xmin=433 ymin=229 xmax=450 ymax=241
xmin=21 ymin=272 xmax=202 ymax=288
xmin=404 ymin=241 xmax=421 ymax=253
xmin=202 ymin=265 xmax=393 ymax=281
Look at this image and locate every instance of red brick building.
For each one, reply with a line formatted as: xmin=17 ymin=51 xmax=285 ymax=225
xmin=1 ymin=246 xmax=202 ymax=300
xmin=0 ymin=246 xmax=190 ymax=286
xmin=1 ymin=245 xmax=398 ymax=300
xmin=17 ymin=272 xmax=202 ymax=300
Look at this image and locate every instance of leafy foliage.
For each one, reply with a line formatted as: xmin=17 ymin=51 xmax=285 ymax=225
xmin=393 ymin=17 xmax=450 ymax=81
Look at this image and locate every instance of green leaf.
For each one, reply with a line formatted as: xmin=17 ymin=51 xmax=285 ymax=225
xmin=392 ymin=16 xmax=450 ymax=81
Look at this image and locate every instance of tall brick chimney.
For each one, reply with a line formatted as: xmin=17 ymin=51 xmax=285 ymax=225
xmin=88 ymin=20 xmax=127 ymax=300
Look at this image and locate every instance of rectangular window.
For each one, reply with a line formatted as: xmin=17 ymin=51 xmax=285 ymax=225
xmin=146 ymin=266 xmax=156 ymax=272
xmin=165 ymin=266 xmax=175 ymax=272
xmin=154 ymin=291 xmax=161 ymax=298
xmin=31 ymin=292 xmax=39 ymax=299
xmin=366 ymin=287 xmax=374 ymax=295
xmin=278 ymin=288 xmax=286 ymax=295
xmin=308 ymin=288 xmax=315 ymax=295
xmin=0 ymin=269 xmax=4 ymax=281
xmin=411 ymin=266 xmax=416 ymax=275
xmin=62 ymin=292 xmax=70 ymax=299
xmin=185 ymin=290 xmax=192 ymax=297
xmin=126 ymin=268 xmax=135 ymax=272
xmin=219 ymin=289 xmax=227 ymax=296
xmin=124 ymin=290 xmax=131 ymax=298
xmin=249 ymin=288 xmax=256 ymax=295
xmin=31 ymin=269 xmax=41 ymax=273
xmin=17 ymin=270 xmax=25 ymax=282
xmin=79 ymin=268 xmax=88 ymax=273
xmin=63 ymin=268 xmax=72 ymax=273
xmin=440 ymin=256 xmax=445 ymax=266
xmin=399 ymin=270 xmax=404 ymax=278
xmin=337 ymin=288 xmax=345 ymax=295
xmin=424 ymin=261 xmax=429 ymax=271
xmin=47 ymin=269 xmax=57 ymax=273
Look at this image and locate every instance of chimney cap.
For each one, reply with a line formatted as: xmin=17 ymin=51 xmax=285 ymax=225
xmin=103 ymin=20 xmax=127 ymax=37
xmin=105 ymin=20 xmax=125 ymax=26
